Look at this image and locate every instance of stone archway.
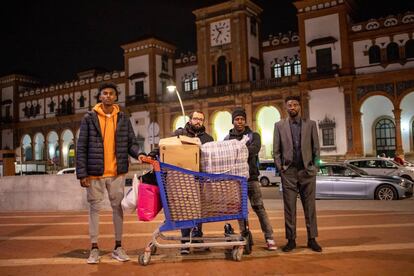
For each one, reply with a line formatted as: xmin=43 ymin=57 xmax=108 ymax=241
xmin=256 ymin=105 xmax=281 ymax=159
xmin=211 ymin=111 xmax=232 ymax=141
xmin=374 ymin=117 xmax=396 ymax=158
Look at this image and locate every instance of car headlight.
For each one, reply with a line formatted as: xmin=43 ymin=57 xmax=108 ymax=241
xmin=399 ymin=179 xmax=410 ymax=188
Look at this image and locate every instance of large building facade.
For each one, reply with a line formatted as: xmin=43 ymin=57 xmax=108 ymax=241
xmin=1 ymin=0 xmax=414 ymax=172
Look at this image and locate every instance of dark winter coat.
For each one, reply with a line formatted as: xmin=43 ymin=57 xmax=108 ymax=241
xmin=173 ymin=122 xmax=214 ymax=144
xmin=225 ymin=126 xmax=261 ymax=181
xmin=76 ymin=109 xmax=140 ymax=179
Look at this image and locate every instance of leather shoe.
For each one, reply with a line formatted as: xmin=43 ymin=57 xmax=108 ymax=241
xmin=307 ymin=238 xmax=322 ymax=252
xmin=282 ymin=239 xmax=296 ymax=252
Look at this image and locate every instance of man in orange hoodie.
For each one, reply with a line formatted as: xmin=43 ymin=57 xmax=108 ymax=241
xmin=76 ymin=82 xmax=141 ymax=264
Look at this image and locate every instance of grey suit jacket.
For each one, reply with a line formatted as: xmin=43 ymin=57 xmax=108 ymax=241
xmin=273 ymin=117 xmax=320 ymax=173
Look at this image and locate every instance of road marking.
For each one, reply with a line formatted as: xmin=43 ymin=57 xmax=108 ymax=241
xmin=1 ymin=212 xmax=413 ymax=226
xmin=1 ymin=223 xmax=413 ymax=240
xmin=1 ymin=242 xmax=413 ymax=266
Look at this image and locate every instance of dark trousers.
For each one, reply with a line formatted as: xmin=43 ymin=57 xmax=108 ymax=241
xmin=181 ymin=224 xmax=203 ymax=243
xmin=281 ymin=166 xmax=318 ymax=240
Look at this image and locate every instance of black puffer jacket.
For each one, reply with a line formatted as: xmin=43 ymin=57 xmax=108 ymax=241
xmin=76 ymin=109 xmax=140 ymax=179
xmin=225 ymin=126 xmax=261 ymax=181
xmin=174 ymin=122 xmax=214 ymax=144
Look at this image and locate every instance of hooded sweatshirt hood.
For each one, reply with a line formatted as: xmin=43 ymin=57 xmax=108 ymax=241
xmin=92 ymin=103 xmax=120 ymax=177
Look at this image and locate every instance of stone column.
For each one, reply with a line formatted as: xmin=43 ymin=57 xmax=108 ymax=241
xmin=393 ymin=108 xmax=404 ymax=155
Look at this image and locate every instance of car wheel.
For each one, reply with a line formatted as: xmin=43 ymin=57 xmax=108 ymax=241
xmin=375 ymin=185 xmax=397 ymax=200
xmin=260 ymin=177 xmax=270 ymax=186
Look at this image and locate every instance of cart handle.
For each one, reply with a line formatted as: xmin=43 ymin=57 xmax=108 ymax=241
xmin=140 ymin=156 xmax=160 ymax=172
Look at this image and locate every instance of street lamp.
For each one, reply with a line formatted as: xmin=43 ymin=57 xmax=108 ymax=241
xmin=166 ymin=81 xmax=187 ymax=126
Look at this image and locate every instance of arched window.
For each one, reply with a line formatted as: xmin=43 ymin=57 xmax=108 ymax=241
xmin=375 ymin=118 xmax=396 ymax=157
xmin=217 ymin=56 xmax=228 ymax=85
xmin=191 ymin=78 xmax=198 ymax=90
xmin=368 ymin=45 xmax=381 ymax=64
xmin=283 ymin=62 xmax=291 ymax=77
xmin=386 ymin=42 xmax=400 ymax=62
xmin=405 ymin=39 xmax=414 ymax=59
xmin=272 ymin=64 xmax=282 ymax=78
xmin=183 ymin=79 xmax=191 ymax=92
xmin=293 ymin=60 xmax=301 ymax=75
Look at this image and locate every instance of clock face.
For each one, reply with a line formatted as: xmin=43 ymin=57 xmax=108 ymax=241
xmin=210 ymin=19 xmax=231 ymax=46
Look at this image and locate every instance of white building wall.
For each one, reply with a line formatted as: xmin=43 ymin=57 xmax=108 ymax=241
xmin=117 ymin=83 xmax=126 ymax=105
xmin=45 ymin=96 xmax=59 ymax=118
xmin=305 ymin=13 xmax=342 ymax=68
xmin=74 ymin=90 xmax=89 ymax=113
xmin=130 ymin=110 xmax=151 ymax=153
xmin=353 ymin=33 xmax=414 ymax=74
xmin=308 ymin=87 xmax=347 ymax=155
xmin=400 ymin=92 xmax=414 ymax=153
xmin=262 ymin=47 xmax=300 ymax=79
xmin=175 ymin=65 xmax=198 ymax=89
xmin=360 ymin=96 xmax=394 ymax=156
xmin=2 ymin=129 xmax=13 ymax=150
xmin=128 ymin=55 xmax=150 ymax=98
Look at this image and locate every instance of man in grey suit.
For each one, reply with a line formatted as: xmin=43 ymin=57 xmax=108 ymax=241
xmin=273 ymin=95 xmax=322 ymax=252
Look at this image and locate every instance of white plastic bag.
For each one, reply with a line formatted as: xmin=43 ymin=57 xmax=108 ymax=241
xmin=121 ymin=174 xmax=139 ymax=213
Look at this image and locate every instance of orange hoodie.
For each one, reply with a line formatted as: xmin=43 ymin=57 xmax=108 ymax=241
xmin=92 ymin=103 xmax=119 ymax=178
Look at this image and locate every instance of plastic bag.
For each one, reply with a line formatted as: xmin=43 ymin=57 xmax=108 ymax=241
xmin=121 ymin=174 xmax=139 ymax=213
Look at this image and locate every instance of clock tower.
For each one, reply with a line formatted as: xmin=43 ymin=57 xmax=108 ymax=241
xmin=193 ymin=0 xmax=263 ymax=89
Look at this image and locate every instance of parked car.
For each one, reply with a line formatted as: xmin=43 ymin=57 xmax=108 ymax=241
xmin=258 ymin=160 xmax=280 ymax=186
xmin=57 ymin=167 xmax=76 ymax=175
xmin=316 ymin=163 xmax=413 ymax=200
xmin=345 ymin=157 xmax=414 ymax=181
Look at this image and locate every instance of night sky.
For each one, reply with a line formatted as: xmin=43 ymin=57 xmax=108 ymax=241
xmin=1 ymin=0 xmax=413 ymax=84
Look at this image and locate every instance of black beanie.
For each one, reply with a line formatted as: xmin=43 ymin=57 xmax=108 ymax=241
xmin=232 ymin=107 xmax=246 ymax=122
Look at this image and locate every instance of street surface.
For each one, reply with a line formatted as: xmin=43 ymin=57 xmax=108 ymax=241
xmin=0 ymin=188 xmax=413 ymax=275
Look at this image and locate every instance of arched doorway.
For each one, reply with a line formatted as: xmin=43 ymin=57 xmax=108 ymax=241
xmin=47 ymin=131 xmax=60 ymax=166
xmin=21 ymin=134 xmax=32 ymax=161
xmin=360 ymin=95 xmax=394 ymax=156
xmin=34 ymin=133 xmax=45 ymax=161
xmin=375 ymin=118 xmax=396 ymax=157
xmin=256 ymin=106 xmax=281 ymax=159
xmin=172 ymin=115 xmax=189 ymax=132
xmin=400 ymin=91 xmax=414 ymax=153
xmin=212 ymin=111 xmax=233 ymax=141
xmin=62 ymin=129 xmax=74 ymax=167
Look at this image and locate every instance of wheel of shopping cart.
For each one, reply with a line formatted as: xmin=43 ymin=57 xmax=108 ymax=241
xmin=231 ymin=246 xmax=244 ymax=261
xmin=138 ymin=252 xmax=151 ymax=266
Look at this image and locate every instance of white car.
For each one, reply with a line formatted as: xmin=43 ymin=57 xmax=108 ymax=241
xmin=345 ymin=158 xmax=414 ymax=182
xmin=57 ymin=167 xmax=76 ymax=175
xmin=258 ymin=160 xmax=280 ymax=186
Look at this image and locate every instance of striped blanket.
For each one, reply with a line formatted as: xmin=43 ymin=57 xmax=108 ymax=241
xmin=200 ymin=135 xmax=249 ymax=178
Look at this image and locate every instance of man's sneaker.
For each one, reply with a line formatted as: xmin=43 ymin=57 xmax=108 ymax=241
xmin=266 ymin=239 xmax=277 ymax=251
xmin=87 ymin=248 xmax=100 ymax=264
xmin=180 ymin=247 xmax=190 ymax=255
xmin=112 ymin=247 xmax=130 ymax=262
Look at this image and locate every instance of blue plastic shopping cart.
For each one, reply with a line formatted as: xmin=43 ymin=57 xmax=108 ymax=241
xmin=139 ymin=157 xmax=252 ymax=265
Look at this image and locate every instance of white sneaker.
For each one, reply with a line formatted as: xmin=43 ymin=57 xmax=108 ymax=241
xmin=87 ymin=248 xmax=100 ymax=264
xmin=112 ymin=247 xmax=130 ymax=262
xmin=266 ymin=239 xmax=277 ymax=251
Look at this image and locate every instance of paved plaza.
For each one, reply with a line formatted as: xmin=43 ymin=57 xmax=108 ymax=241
xmin=0 ymin=194 xmax=413 ymax=275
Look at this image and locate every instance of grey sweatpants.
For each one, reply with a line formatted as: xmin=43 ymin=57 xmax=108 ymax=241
xmin=87 ymin=175 xmax=125 ymax=244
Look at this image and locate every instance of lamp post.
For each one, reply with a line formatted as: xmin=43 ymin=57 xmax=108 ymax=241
xmin=166 ymin=82 xmax=186 ymax=127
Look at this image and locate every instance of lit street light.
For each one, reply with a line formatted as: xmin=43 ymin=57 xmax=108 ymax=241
xmin=166 ymin=82 xmax=186 ymax=127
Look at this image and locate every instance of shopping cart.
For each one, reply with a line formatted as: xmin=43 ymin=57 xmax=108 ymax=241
xmin=138 ymin=156 xmax=252 ymax=265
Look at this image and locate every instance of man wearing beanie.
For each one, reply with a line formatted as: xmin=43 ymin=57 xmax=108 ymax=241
xmin=224 ymin=107 xmax=277 ymax=251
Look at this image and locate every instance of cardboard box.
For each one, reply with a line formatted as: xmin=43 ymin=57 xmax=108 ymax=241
xmin=159 ymin=136 xmax=200 ymax=171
